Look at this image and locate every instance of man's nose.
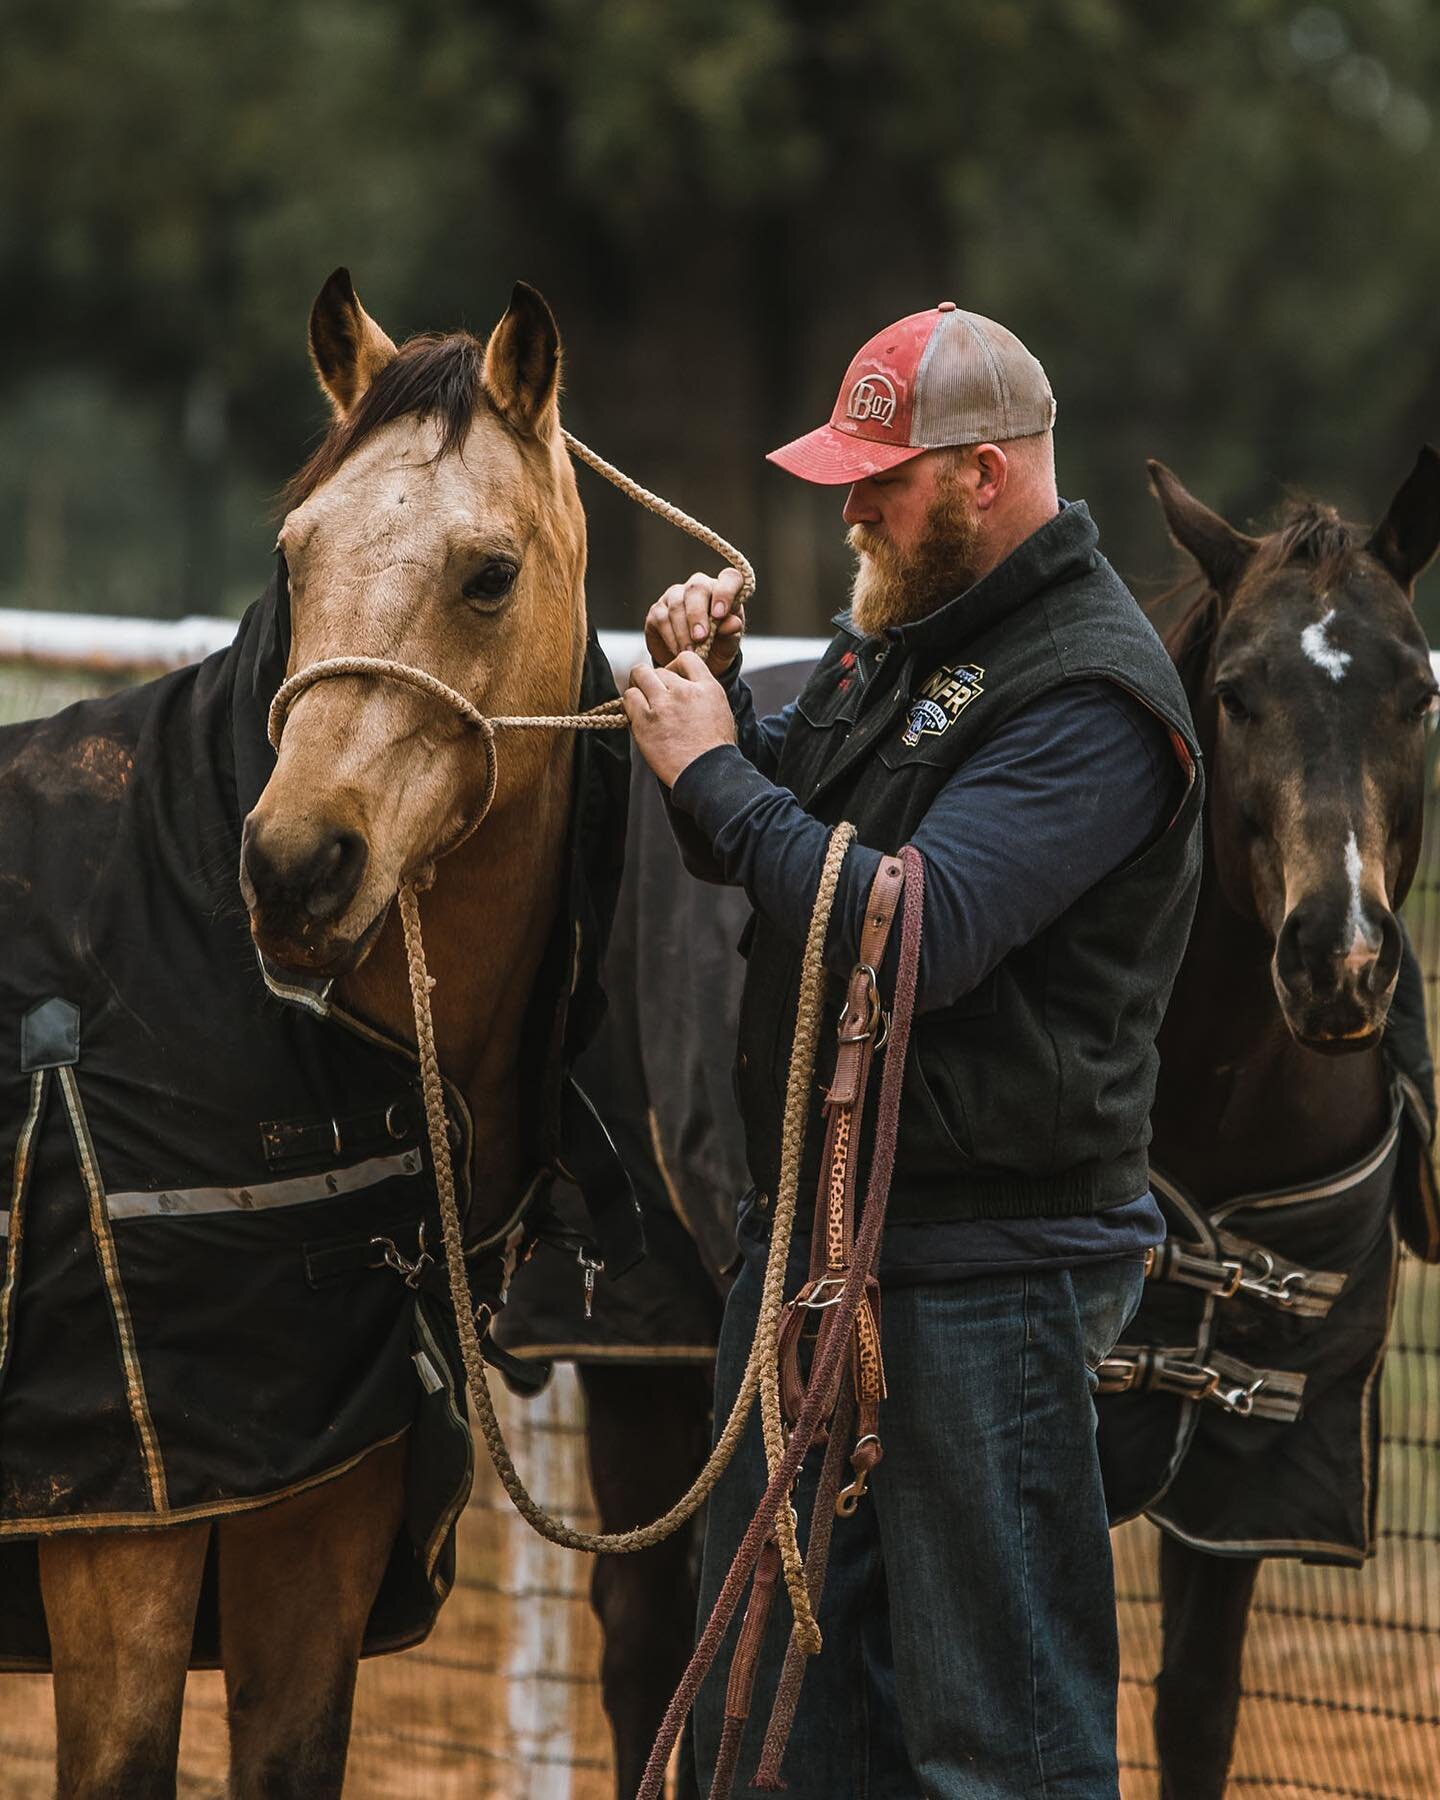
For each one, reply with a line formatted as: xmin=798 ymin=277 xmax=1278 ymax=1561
xmin=843 ymin=480 xmax=881 ymax=526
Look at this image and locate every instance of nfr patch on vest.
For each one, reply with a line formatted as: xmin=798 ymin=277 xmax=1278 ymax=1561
xmin=900 ymin=661 xmax=985 ymax=746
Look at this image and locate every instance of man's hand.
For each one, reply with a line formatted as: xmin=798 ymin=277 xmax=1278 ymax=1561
xmin=623 ymin=652 xmax=738 ymax=787
xmin=644 ymin=568 xmax=746 ymax=676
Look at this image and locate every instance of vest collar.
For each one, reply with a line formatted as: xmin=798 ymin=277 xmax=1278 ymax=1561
xmin=860 ymin=499 xmax=1100 ymax=661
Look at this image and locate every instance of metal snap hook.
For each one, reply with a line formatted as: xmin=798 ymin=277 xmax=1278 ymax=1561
xmin=369 ymin=1219 xmax=433 ymax=1289
xmin=835 ymin=1435 xmax=881 ymax=1516
xmin=577 ymin=1247 xmax=604 ymax=1320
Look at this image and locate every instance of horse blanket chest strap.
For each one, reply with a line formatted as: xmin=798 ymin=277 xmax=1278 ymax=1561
xmin=1094 ymin=1096 xmax=1405 ymax=1560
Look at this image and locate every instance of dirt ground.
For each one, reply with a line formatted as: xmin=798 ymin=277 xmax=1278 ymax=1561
xmin=2 ymin=1344 xmax=1436 ymax=1799
xmin=0 ymin=1375 xmax=616 ymax=1800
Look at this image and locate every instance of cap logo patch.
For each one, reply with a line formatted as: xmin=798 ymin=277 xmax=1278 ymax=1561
xmin=900 ymin=662 xmax=986 ymax=746
xmin=845 ymin=373 xmax=898 ymax=428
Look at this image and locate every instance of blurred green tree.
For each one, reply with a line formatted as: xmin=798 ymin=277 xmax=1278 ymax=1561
xmin=0 ymin=0 xmax=1437 ymax=631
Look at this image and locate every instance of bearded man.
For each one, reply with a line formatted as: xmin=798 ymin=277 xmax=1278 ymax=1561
xmin=622 ymin=304 xmax=1204 ymax=1798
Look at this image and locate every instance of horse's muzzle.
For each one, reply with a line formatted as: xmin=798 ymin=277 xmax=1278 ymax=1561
xmin=1272 ymin=901 xmax=1401 ymax=1051
xmin=239 ymin=810 xmax=374 ymax=972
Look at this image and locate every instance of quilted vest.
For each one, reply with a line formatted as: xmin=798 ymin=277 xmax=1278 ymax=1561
xmin=736 ymin=502 xmax=1204 ymax=1224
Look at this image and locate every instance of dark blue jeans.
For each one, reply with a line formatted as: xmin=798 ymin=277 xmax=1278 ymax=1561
xmin=692 ymin=1255 xmax=1146 ymax=1799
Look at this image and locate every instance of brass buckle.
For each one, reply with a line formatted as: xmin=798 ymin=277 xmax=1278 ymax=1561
xmin=1097 ymin=1355 xmax=1141 ymax=1395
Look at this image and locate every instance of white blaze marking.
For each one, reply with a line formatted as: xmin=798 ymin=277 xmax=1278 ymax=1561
xmin=1301 ymin=607 xmax=1352 ymax=681
xmin=1343 ymin=830 xmax=1378 ymax=954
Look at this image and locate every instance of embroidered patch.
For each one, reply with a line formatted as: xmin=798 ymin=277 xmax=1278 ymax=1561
xmin=900 ymin=662 xmax=986 ymax=746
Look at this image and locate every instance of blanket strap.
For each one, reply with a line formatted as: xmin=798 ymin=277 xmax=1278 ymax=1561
xmin=1096 ymin=1344 xmax=1305 ymax=1422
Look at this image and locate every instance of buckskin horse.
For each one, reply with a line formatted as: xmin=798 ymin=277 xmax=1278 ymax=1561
xmin=0 ymin=271 xmax=628 ymax=1796
xmin=1096 ymin=454 xmax=1440 ymax=1798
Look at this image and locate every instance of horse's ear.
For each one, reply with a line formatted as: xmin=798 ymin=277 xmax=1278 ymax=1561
xmin=1367 ymin=447 xmax=1440 ymax=595
xmin=1147 ymin=460 xmax=1258 ymax=603
xmin=308 ymin=268 xmax=398 ymax=420
xmin=484 ymin=282 xmax=560 ymax=436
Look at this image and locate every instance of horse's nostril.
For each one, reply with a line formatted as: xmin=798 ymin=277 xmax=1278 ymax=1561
xmin=305 ymin=829 xmax=368 ymax=923
xmin=241 ymin=815 xmax=368 ymax=935
xmin=1276 ymin=901 xmax=1401 ymax=1006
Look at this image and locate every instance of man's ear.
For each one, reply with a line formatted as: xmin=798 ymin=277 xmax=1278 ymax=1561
xmin=1147 ymin=459 xmax=1259 ymax=604
xmin=1367 ymin=447 xmax=1440 ymax=596
xmin=969 ymin=442 xmax=1009 ymax=510
xmin=483 ymin=282 xmax=561 ymax=436
xmin=308 ymin=268 xmax=398 ymax=420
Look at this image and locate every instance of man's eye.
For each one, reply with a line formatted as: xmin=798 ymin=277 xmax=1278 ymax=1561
xmin=462 ymin=560 xmax=518 ymax=604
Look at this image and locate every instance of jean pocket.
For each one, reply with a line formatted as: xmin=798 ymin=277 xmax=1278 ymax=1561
xmin=1074 ymin=1255 xmax=1149 ymax=1373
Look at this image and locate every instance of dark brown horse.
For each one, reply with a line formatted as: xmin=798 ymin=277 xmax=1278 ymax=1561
xmin=1122 ymin=451 xmax=1440 ymax=1797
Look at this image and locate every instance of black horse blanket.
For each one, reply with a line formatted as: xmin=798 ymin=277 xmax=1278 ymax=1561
xmin=494 ymin=661 xmax=813 ymax=1370
xmin=0 ymin=565 xmax=628 ymax=1670
xmin=1097 ymin=974 xmax=1438 ymax=1566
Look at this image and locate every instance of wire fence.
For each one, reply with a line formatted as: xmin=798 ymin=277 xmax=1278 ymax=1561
xmin=0 ymin=653 xmax=1437 ymax=1797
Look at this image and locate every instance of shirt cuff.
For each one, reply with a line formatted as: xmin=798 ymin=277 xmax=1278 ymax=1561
xmin=668 ymin=744 xmax=775 ymax=847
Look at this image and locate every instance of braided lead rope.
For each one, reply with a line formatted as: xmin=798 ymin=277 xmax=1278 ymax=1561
xmin=398 ymin=824 xmax=852 ymax=1558
xmin=562 ymin=428 xmax=756 ymax=606
xmin=753 ymin=824 xmax=859 ymax=1655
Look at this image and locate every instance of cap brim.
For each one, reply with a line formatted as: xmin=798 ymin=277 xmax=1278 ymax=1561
xmin=766 ymin=425 xmax=927 ymax=486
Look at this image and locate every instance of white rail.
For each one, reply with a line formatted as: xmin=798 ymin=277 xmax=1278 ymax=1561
xmin=0 ymin=610 xmax=827 ymax=682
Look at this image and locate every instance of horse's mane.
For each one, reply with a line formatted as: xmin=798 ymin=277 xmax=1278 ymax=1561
xmin=283 ymin=332 xmax=485 ymax=508
xmin=1252 ymin=498 xmax=1364 ymax=588
xmin=1155 ymin=496 xmax=1368 ymax=705
xmin=1159 ymin=581 xmax=1218 ymax=703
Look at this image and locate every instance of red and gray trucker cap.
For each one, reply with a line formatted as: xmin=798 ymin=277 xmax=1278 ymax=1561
xmin=768 ymin=301 xmax=1056 ymax=486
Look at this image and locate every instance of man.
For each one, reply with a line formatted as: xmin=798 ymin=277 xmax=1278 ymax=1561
xmin=622 ymin=303 xmax=1203 ymax=1798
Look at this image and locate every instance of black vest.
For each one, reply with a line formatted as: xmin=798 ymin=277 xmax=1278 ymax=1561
xmin=736 ymin=502 xmax=1204 ymax=1224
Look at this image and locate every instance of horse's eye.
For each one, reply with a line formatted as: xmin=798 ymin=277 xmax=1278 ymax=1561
xmin=1217 ymin=687 xmax=1250 ymax=723
xmin=1414 ymin=689 xmax=1438 ymax=720
xmin=462 ymin=560 xmax=518 ymax=605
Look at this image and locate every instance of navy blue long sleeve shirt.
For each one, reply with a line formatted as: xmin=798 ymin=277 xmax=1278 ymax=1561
xmin=667 ymin=648 xmax=1178 ymax=1282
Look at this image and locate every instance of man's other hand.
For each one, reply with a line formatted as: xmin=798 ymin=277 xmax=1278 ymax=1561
xmin=623 ymin=653 xmax=738 ymax=787
xmin=643 ymin=568 xmax=746 ymax=676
